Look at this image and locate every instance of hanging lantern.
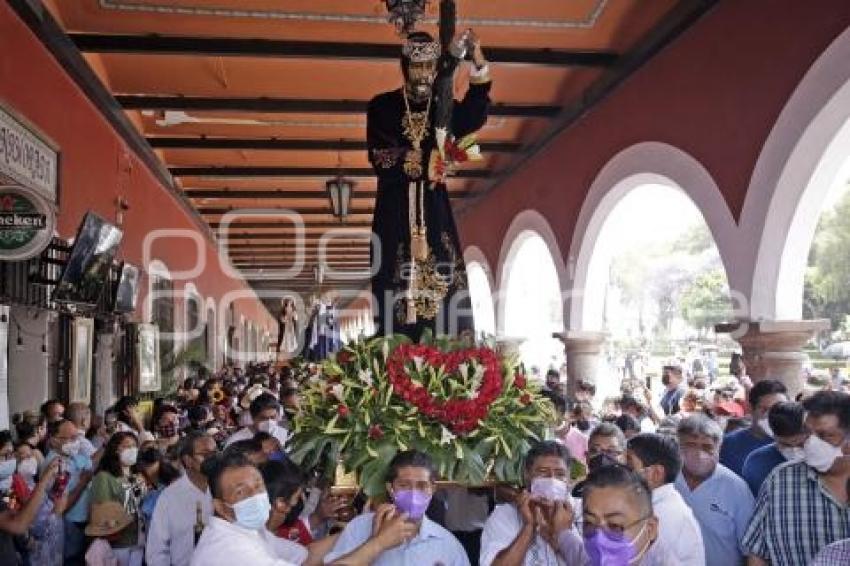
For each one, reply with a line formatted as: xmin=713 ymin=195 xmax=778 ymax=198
xmin=326 ymin=176 xmax=354 ymax=221
xmin=385 ymin=0 xmax=429 ymax=35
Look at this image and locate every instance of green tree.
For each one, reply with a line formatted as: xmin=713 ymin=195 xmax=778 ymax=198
xmin=679 ymin=268 xmax=732 ymax=335
xmin=805 ymin=185 xmax=850 ymax=329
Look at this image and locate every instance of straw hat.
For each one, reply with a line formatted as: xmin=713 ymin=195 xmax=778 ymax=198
xmin=85 ymin=501 xmax=133 ymax=537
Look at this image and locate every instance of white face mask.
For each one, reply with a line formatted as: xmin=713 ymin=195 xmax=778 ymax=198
xmin=777 ymin=445 xmax=805 ymax=462
xmin=256 ymin=419 xmax=277 ymax=434
xmin=757 ymin=418 xmax=774 ymax=438
xmin=803 ymin=434 xmax=844 ymax=473
xmin=62 ymin=439 xmax=81 ymax=457
xmin=529 ymin=476 xmax=569 ymax=502
xmin=120 ymin=447 xmax=139 ymax=467
xmin=17 ymin=458 xmax=38 ymax=478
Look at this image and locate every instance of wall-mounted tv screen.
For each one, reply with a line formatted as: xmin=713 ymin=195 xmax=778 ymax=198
xmin=52 ymin=212 xmax=123 ymax=306
xmin=113 ymin=262 xmax=140 ymax=314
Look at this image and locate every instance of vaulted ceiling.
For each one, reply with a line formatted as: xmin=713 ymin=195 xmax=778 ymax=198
xmin=37 ymin=0 xmax=715 ymax=310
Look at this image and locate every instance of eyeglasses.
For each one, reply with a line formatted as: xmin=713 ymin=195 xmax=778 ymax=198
xmin=581 ymin=515 xmax=650 ymax=541
xmin=587 ymin=448 xmax=623 ymax=459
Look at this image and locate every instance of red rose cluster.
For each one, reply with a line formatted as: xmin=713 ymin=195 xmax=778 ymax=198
xmin=386 ymin=344 xmax=504 ymax=435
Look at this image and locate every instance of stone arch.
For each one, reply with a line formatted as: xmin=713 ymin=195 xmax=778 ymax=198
xmin=464 ymin=246 xmax=497 ymax=337
xmin=568 ymin=142 xmax=736 ymax=331
xmin=745 ymin=25 xmax=850 ymax=320
xmin=495 ymin=210 xmax=568 ymax=335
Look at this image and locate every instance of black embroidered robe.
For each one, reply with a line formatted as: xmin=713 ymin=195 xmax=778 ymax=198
xmin=367 ymin=79 xmax=491 ymax=340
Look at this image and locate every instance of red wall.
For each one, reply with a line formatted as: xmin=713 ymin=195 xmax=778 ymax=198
xmin=458 ymin=0 xmax=850 ymax=271
xmin=0 ymin=2 xmax=275 ymax=338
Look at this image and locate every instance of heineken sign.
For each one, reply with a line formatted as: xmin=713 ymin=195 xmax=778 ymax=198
xmin=0 ymin=185 xmax=55 ymax=261
xmin=0 ymin=104 xmax=58 ymax=202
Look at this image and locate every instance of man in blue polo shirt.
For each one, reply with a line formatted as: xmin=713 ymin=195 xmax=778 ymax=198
xmin=741 ymin=401 xmax=807 ymax=496
xmin=720 ymin=379 xmax=787 ymax=476
xmin=675 ymin=414 xmax=754 ymax=566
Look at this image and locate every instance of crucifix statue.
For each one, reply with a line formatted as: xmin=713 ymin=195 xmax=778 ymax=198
xmin=368 ymin=0 xmax=491 ymax=340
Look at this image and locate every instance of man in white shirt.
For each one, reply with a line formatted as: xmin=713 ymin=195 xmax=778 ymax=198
xmin=147 ymin=432 xmax=217 ymax=566
xmin=626 ymin=433 xmax=706 ymax=565
xmin=225 ymin=393 xmax=289 ymax=448
xmin=480 ymin=441 xmax=579 ymax=566
xmin=191 ymin=451 xmax=297 ymax=566
xmin=324 ymin=450 xmax=469 ymax=566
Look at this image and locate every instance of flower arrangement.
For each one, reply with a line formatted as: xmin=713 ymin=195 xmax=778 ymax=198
xmin=428 ymin=133 xmax=483 ymax=184
xmin=289 ymin=334 xmax=556 ymax=496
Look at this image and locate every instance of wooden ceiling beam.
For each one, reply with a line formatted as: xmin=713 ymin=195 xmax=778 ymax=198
xmin=226 ymin=243 xmax=368 ymax=249
xmin=70 ymin=34 xmax=618 ymax=68
xmin=117 ymin=95 xmax=560 ymax=118
xmin=171 ymin=166 xmax=489 ymax=179
xmin=230 ymin=253 xmax=370 ymax=259
xmin=197 ymin=207 xmax=374 ymax=216
xmin=219 ymin=232 xmax=370 ymax=240
xmin=211 ymin=221 xmax=372 ymax=230
xmin=151 ymin=137 xmax=521 ymax=153
xmin=219 ymin=236 xmax=370 ymax=243
xmin=185 ymin=189 xmax=475 ymax=199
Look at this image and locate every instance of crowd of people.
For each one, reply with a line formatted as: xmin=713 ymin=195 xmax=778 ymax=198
xmin=0 ymin=355 xmax=847 ymax=566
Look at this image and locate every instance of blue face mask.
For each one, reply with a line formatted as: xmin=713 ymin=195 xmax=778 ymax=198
xmin=228 ymin=492 xmax=271 ymax=531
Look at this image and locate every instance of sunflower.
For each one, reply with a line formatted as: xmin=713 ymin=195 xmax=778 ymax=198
xmin=210 ymin=386 xmax=225 ymax=404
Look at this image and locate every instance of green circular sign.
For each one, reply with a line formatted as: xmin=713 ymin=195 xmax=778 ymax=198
xmin=0 ymin=185 xmax=55 ymax=261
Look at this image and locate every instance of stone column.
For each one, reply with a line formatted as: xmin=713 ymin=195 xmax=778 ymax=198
xmin=495 ymin=336 xmax=525 ymax=360
xmin=715 ymin=319 xmax=829 ymax=399
xmin=554 ymin=331 xmax=607 ymax=401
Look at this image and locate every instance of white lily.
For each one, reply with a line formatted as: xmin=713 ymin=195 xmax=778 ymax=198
xmin=330 ymin=383 xmax=345 ymax=401
xmin=469 ymin=364 xmax=485 ymax=398
xmin=358 ymin=368 xmax=374 ymax=387
xmin=440 ymin=425 xmax=457 ymax=445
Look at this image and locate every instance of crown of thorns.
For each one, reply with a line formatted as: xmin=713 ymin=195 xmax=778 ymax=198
xmin=402 ymin=40 xmax=440 ymax=62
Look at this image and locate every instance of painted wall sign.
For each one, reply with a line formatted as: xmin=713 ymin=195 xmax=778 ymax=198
xmin=0 ymin=185 xmax=56 ymax=261
xmin=0 ymin=104 xmax=58 ymax=202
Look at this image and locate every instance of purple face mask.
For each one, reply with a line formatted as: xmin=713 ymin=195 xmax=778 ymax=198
xmin=583 ymin=529 xmax=639 ymax=566
xmin=392 ymin=489 xmax=431 ymax=521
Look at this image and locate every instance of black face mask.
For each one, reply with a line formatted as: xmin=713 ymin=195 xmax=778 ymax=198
xmin=576 ymin=419 xmax=591 ymax=433
xmin=284 ymin=497 xmax=305 ymax=526
xmin=589 ymin=453 xmax=620 ymax=472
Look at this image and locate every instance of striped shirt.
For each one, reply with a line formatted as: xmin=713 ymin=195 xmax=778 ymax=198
xmin=741 ymin=461 xmax=850 ymax=566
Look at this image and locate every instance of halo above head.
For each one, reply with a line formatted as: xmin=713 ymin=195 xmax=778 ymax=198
xmin=402 ymin=39 xmax=440 ymax=63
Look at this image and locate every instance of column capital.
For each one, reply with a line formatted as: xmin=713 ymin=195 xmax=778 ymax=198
xmin=715 ymin=319 xmax=829 ymax=398
xmin=555 ymin=331 xmax=608 ymax=399
xmin=553 ymin=331 xmax=608 ymax=353
xmin=495 ymin=336 xmax=525 ymax=358
xmin=715 ymin=319 xmax=829 ymax=350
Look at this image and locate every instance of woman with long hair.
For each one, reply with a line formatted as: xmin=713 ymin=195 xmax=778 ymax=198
xmin=89 ymin=432 xmax=147 ymax=566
